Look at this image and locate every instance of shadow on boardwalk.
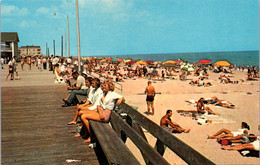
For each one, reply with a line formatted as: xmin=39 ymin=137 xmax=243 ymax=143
xmin=1 ymin=85 xmax=99 ymax=164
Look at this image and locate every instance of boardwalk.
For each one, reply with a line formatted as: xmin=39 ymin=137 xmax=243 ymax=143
xmin=1 ymin=65 xmax=99 ymax=164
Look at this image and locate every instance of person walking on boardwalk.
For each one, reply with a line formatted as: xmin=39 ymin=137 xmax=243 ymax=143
xmin=160 ymin=110 xmax=190 ymax=133
xmin=145 ymin=81 xmax=156 ymax=115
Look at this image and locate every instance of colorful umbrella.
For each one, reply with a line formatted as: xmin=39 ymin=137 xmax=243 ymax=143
xmin=100 ymin=59 xmax=106 ymax=63
xmin=136 ymin=61 xmax=147 ymax=65
xmin=163 ymin=63 xmax=176 ymax=67
xmin=163 ymin=60 xmax=176 ymax=65
xmin=127 ymin=61 xmax=136 ymax=64
xmin=118 ymin=59 xmax=124 ymax=62
xmin=112 ymin=58 xmax=119 ymax=62
xmin=124 ymin=59 xmax=131 ymax=63
xmin=214 ymin=61 xmax=231 ymax=67
xmin=198 ymin=59 xmax=212 ymax=64
xmin=174 ymin=60 xmax=181 ymax=63
xmin=146 ymin=61 xmax=153 ymax=64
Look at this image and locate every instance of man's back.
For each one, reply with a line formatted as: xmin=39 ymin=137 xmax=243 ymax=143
xmin=146 ymin=85 xmax=155 ymax=96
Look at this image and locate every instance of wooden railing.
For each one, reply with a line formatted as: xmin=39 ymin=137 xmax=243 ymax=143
xmin=90 ymin=102 xmax=215 ymax=165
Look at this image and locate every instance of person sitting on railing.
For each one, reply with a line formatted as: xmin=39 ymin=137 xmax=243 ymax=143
xmin=80 ymin=81 xmax=125 ymax=143
xmin=160 ymin=110 xmax=190 ymax=133
xmin=67 ymin=78 xmax=103 ymax=125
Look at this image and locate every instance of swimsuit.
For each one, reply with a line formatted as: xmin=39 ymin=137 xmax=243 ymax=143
xmin=146 ymin=95 xmax=154 ymax=102
xmin=210 ymin=100 xmax=217 ymax=104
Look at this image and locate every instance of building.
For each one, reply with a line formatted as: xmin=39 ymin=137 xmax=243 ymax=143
xmin=19 ymin=45 xmax=42 ymax=57
xmin=1 ymin=32 xmax=20 ymax=59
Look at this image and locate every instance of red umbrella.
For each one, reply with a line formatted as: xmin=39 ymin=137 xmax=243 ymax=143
xmin=198 ymin=59 xmax=211 ymax=64
xmin=174 ymin=60 xmax=181 ymax=63
xmin=146 ymin=61 xmax=153 ymax=64
xmin=118 ymin=59 xmax=124 ymax=62
xmin=127 ymin=61 xmax=136 ymax=64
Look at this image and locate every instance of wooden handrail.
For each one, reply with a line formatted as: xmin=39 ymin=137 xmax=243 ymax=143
xmin=118 ymin=102 xmax=215 ymax=165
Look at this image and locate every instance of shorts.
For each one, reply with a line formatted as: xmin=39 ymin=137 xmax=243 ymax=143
xmin=163 ymin=127 xmax=173 ymax=133
xmin=100 ymin=108 xmax=111 ymax=123
xmin=146 ymin=95 xmax=154 ymax=102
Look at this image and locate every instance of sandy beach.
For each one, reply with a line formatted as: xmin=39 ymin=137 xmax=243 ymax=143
xmin=1 ymin=62 xmax=259 ymax=164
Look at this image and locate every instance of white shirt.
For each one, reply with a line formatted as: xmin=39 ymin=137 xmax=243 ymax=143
xmin=88 ymin=88 xmax=104 ymax=110
xmin=76 ymin=75 xmax=87 ymax=90
xmin=97 ymin=91 xmax=123 ymax=110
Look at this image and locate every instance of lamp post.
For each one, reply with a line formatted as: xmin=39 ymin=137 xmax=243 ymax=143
xmin=53 ymin=12 xmax=70 ymax=57
xmin=56 ymin=27 xmax=66 ymax=57
xmin=76 ymin=0 xmax=81 ymax=73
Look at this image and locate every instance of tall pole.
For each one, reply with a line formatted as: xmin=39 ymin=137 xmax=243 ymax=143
xmin=53 ymin=40 xmax=55 ymax=56
xmin=61 ymin=35 xmax=63 ymax=57
xmin=76 ymin=0 xmax=81 ymax=72
xmin=46 ymin=43 xmax=48 ymax=56
xmin=67 ymin=16 xmax=70 ymax=57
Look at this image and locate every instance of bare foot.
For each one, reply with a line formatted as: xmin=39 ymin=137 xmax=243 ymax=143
xmin=83 ymin=137 xmax=91 ymax=143
xmin=184 ymin=129 xmax=190 ymax=133
xmin=67 ymin=121 xmax=77 ymax=125
xmin=208 ymin=135 xmax=214 ymax=139
xmin=74 ymin=133 xmax=80 ymax=138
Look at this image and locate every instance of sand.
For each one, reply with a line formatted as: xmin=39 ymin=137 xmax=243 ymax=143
xmin=2 ymin=62 xmax=259 ymax=164
xmin=114 ymin=68 xmax=259 ymax=164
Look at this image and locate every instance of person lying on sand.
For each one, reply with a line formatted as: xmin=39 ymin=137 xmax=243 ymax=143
xmin=160 ymin=110 xmax=190 ymax=133
xmin=247 ymin=73 xmax=259 ymax=81
xmin=221 ymin=137 xmax=259 ymax=151
xmin=217 ymin=130 xmax=257 ymax=144
xmin=208 ymin=122 xmax=250 ymax=139
xmin=213 ymin=100 xmax=239 ymax=109
xmin=197 ymin=98 xmax=219 ymax=115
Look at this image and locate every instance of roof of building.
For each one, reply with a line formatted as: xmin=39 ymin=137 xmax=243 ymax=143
xmin=1 ymin=32 xmax=20 ymax=42
xmin=20 ymin=46 xmax=41 ymax=49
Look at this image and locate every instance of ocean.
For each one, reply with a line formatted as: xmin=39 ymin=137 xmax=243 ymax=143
xmin=95 ymin=51 xmax=259 ymax=67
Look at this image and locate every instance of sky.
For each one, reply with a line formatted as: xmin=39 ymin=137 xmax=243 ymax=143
xmin=1 ymin=0 xmax=259 ymax=57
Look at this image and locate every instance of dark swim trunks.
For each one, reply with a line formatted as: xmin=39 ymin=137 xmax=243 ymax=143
xmin=210 ymin=100 xmax=217 ymax=104
xmin=146 ymin=95 xmax=154 ymax=102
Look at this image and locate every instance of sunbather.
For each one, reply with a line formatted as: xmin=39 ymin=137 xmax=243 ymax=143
xmin=208 ymin=122 xmax=250 ymax=139
xmin=213 ymin=100 xmax=238 ymax=109
xmin=197 ymin=98 xmax=219 ymax=115
xmin=221 ymin=137 xmax=259 ymax=151
xmin=160 ymin=110 xmax=190 ymax=133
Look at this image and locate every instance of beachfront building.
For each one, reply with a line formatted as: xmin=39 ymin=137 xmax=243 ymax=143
xmin=1 ymin=32 xmax=20 ymax=60
xmin=19 ymin=45 xmax=42 ymax=57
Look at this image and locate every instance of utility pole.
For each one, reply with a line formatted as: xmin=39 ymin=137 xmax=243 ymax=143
xmin=46 ymin=43 xmax=48 ymax=56
xmin=61 ymin=35 xmax=63 ymax=57
xmin=53 ymin=40 xmax=55 ymax=56
xmin=76 ymin=0 xmax=81 ymax=72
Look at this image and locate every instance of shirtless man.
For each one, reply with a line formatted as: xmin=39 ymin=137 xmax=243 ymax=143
xmin=197 ymin=98 xmax=219 ymax=115
xmin=145 ymin=81 xmax=156 ymax=115
xmin=160 ymin=110 xmax=190 ymax=133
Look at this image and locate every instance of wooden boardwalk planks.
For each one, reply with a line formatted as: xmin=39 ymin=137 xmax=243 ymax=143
xmin=1 ymin=85 xmax=99 ymax=165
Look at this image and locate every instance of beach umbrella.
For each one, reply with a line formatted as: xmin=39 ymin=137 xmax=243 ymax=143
xmin=127 ymin=61 xmax=136 ymax=64
xmin=163 ymin=60 xmax=176 ymax=65
xmin=136 ymin=61 xmax=147 ymax=65
xmin=198 ymin=59 xmax=212 ymax=64
xmin=174 ymin=60 xmax=181 ymax=63
xmin=124 ymin=59 xmax=131 ymax=63
xmin=118 ymin=59 xmax=124 ymax=62
xmin=112 ymin=58 xmax=119 ymax=62
xmin=214 ymin=61 xmax=231 ymax=67
xmin=100 ymin=59 xmax=106 ymax=63
xmin=146 ymin=61 xmax=153 ymax=64
xmin=163 ymin=63 xmax=176 ymax=67
xmin=108 ymin=57 xmax=112 ymax=62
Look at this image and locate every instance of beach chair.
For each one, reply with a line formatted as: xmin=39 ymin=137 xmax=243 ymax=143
xmin=54 ymin=70 xmax=65 ymax=84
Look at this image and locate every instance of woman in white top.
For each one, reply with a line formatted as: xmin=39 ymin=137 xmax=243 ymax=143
xmin=208 ymin=122 xmax=250 ymax=139
xmin=80 ymin=81 xmax=124 ymax=143
xmin=67 ymin=78 xmax=103 ymax=125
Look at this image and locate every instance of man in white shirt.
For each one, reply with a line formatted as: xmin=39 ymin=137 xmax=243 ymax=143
xmin=62 ymin=71 xmax=88 ymax=107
